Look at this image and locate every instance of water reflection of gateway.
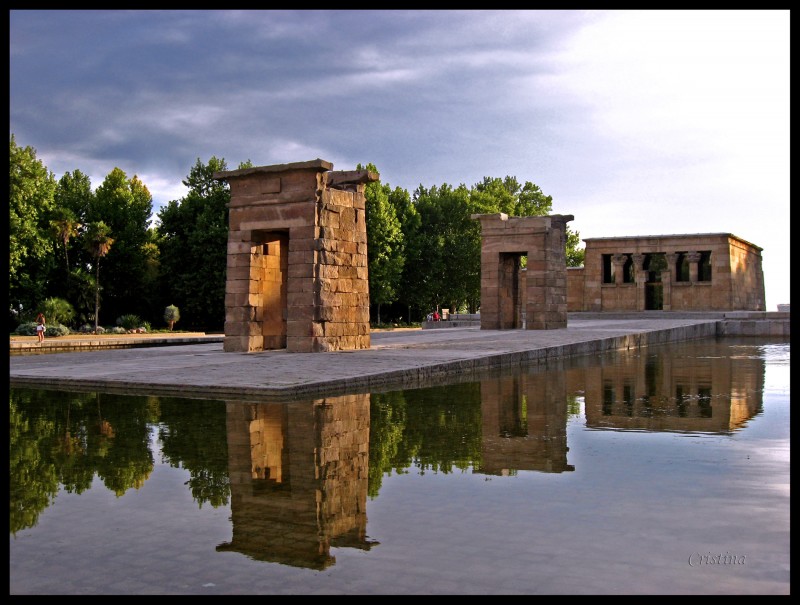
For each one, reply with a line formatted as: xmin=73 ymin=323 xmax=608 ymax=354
xmin=217 ymin=394 xmax=377 ymax=570
xmin=574 ymin=341 xmax=765 ymax=433
xmin=477 ymin=372 xmax=574 ymax=475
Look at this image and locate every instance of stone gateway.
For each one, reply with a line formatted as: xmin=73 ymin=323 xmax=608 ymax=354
xmin=214 ymin=159 xmax=379 ymax=353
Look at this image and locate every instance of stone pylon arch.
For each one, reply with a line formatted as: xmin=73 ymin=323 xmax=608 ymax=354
xmin=471 ymin=213 xmax=574 ymax=330
xmin=214 ymin=159 xmax=379 ymax=353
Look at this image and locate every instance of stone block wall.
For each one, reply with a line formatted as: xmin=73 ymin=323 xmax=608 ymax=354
xmin=472 ymin=213 xmax=573 ymax=330
xmin=478 ymin=371 xmax=572 ymax=474
xmin=215 ymin=160 xmax=378 ymax=353
xmin=566 ymin=267 xmax=585 ymax=312
xmin=220 ymin=394 xmax=372 ymax=569
xmin=571 ymin=233 xmax=765 ymax=312
xmin=565 ymin=339 xmax=764 ymax=432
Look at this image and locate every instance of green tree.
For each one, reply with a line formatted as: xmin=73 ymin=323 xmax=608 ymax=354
xmin=388 ymin=186 xmax=422 ymax=322
xmin=565 ymin=227 xmax=585 ymax=267
xmin=66 ymin=268 xmax=97 ymax=327
xmin=53 ymin=170 xmax=94 ymax=296
xmin=49 ymin=207 xmax=81 ymax=289
xmin=89 ymin=168 xmax=154 ymax=322
xmin=470 ymin=176 xmax=520 ymax=214
xmin=9 ymin=134 xmax=57 ymax=320
xmin=156 ymin=157 xmax=231 ymax=331
xmin=54 ymin=169 xmax=93 ymax=222
xmin=362 ymin=163 xmax=405 ymax=325
xmin=83 ymin=221 xmax=114 ymax=333
xmin=413 ymin=183 xmax=478 ymax=314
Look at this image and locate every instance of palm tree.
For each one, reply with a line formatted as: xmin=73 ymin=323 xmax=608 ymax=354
xmin=50 ymin=208 xmax=81 ymax=287
xmin=83 ymin=221 xmax=114 ymax=333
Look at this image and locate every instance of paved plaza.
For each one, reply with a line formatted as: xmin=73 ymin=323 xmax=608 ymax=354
xmin=10 ymin=317 xmax=722 ymax=401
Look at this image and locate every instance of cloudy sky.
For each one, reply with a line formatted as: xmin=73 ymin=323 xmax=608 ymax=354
xmin=10 ymin=10 xmax=790 ymax=309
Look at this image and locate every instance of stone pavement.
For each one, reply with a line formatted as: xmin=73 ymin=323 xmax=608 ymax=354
xmin=9 ymin=317 xmax=723 ymax=402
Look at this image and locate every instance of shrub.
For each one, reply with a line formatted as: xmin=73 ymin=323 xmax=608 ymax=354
xmin=116 ymin=314 xmax=143 ymax=330
xmin=164 ymin=305 xmax=180 ymax=330
xmin=45 ymin=324 xmax=71 ymax=337
xmin=111 ymin=326 xmax=127 ymax=334
xmin=41 ymin=297 xmax=76 ymax=327
xmin=15 ymin=322 xmax=70 ymax=337
xmin=15 ymin=322 xmax=38 ymax=336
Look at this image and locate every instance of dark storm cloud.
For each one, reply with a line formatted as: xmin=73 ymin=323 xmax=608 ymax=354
xmin=9 ymin=10 xmax=790 ymax=308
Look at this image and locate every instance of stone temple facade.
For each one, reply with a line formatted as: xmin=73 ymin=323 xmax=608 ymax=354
xmin=472 ymin=213 xmax=574 ymax=330
xmin=567 ymin=233 xmax=765 ymax=312
xmin=213 ymin=159 xmax=378 ymax=353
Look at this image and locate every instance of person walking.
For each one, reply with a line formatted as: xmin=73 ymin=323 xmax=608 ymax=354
xmin=36 ymin=312 xmax=46 ymax=344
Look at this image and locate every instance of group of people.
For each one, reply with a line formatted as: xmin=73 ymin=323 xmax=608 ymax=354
xmin=426 ymin=310 xmax=441 ymax=321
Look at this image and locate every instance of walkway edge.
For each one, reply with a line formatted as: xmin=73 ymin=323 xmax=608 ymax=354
xmin=9 ymin=321 xmax=725 ymax=402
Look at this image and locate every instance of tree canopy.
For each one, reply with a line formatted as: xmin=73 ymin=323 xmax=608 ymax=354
xmin=9 ymin=132 xmax=586 ymax=330
xmin=156 ymin=157 xmax=233 ymax=331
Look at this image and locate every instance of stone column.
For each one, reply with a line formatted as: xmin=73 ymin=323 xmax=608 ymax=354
xmin=686 ymin=251 xmax=702 ymax=283
xmin=612 ymin=254 xmax=628 ymax=285
xmin=661 ymin=252 xmax=679 ymax=311
xmin=664 ymin=253 xmax=679 ymax=284
xmin=632 ymin=253 xmax=647 ymax=311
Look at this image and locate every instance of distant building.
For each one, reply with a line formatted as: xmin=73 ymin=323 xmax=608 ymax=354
xmin=567 ymin=233 xmax=765 ymax=312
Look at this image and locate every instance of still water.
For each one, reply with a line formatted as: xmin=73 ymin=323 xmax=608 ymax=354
xmin=9 ymin=337 xmax=789 ymax=595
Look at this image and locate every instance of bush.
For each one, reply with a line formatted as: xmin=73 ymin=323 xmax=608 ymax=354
xmin=15 ymin=322 xmax=37 ymax=336
xmin=116 ymin=314 xmax=143 ymax=330
xmin=41 ymin=297 xmax=76 ymax=327
xmin=14 ymin=322 xmax=70 ymax=337
xmin=45 ymin=324 xmax=71 ymax=337
xmin=79 ymin=325 xmax=106 ymax=334
xmin=111 ymin=326 xmax=127 ymax=334
xmin=164 ymin=305 xmax=180 ymax=330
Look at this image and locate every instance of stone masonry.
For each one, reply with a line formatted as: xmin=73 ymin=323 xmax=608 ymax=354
xmin=213 ymin=159 xmax=379 ymax=353
xmin=471 ymin=213 xmax=574 ymax=330
xmin=219 ymin=395 xmax=373 ymax=569
xmin=567 ymin=233 xmax=765 ymax=312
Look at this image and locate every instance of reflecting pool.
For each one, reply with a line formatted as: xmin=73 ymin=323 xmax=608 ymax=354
xmin=9 ymin=337 xmax=789 ymax=595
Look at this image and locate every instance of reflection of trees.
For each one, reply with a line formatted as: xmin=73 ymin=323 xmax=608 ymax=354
xmin=10 ymin=389 xmax=159 ymax=533
xmin=53 ymin=391 xmax=96 ymax=494
xmin=157 ymin=398 xmax=230 ymax=508
xmin=401 ymin=382 xmax=483 ymax=474
xmin=368 ymin=391 xmax=408 ymax=498
xmin=10 ymin=389 xmax=231 ymax=534
xmin=369 ymin=382 xmax=483 ymax=493
xmin=12 ymin=381 xmax=485 ymax=529
xmin=10 ymin=391 xmax=59 ymax=536
xmin=93 ymin=393 xmax=154 ymax=496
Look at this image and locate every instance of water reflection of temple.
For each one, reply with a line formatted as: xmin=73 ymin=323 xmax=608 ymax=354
xmin=476 ymin=372 xmax=574 ymax=475
xmin=213 ymin=340 xmax=765 ymax=570
xmin=568 ymin=340 xmax=765 ymax=433
xmin=216 ymin=394 xmax=377 ymax=570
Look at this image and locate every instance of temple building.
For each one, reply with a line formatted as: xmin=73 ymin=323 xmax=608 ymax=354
xmin=567 ymin=233 xmax=765 ymax=312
